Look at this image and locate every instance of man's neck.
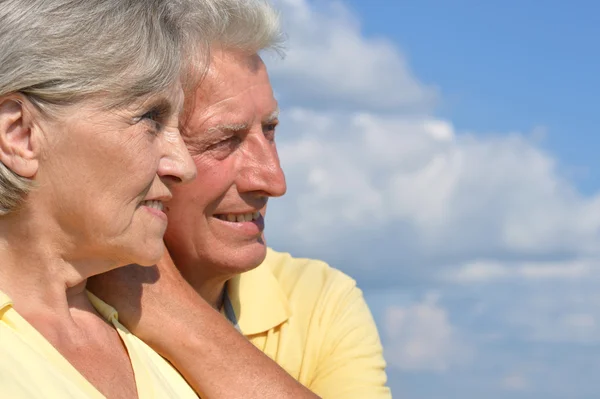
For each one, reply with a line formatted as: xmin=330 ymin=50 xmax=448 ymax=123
xmin=157 ymin=250 xmax=231 ymax=310
xmin=187 ymin=274 xmax=229 ymax=310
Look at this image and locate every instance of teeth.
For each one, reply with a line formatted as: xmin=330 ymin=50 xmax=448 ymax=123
xmin=218 ymin=212 xmax=261 ymax=222
xmin=143 ymin=200 xmax=163 ymax=211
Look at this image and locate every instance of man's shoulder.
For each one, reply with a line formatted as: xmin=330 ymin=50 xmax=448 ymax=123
xmin=262 ymin=248 xmax=358 ymax=305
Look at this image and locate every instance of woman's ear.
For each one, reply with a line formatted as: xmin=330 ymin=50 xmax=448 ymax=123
xmin=0 ymin=95 xmax=39 ymax=178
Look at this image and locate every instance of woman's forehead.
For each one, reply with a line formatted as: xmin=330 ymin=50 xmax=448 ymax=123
xmin=122 ymin=83 xmax=185 ymax=115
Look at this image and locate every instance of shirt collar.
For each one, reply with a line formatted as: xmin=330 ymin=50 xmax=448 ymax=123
xmin=0 ymin=289 xmax=118 ymax=327
xmin=86 ymin=291 xmax=119 ymax=323
xmin=226 ymin=250 xmax=291 ymax=336
xmin=0 ymin=290 xmax=13 ymax=313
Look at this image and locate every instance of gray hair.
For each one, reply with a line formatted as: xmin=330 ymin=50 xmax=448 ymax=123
xmin=200 ymin=0 xmax=284 ymax=55
xmin=0 ymin=0 xmax=283 ymax=215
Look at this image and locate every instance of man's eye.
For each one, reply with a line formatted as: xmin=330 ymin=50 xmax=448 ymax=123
xmin=264 ymin=123 xmax=277 ymax=140
xmin=208 ymin=136 xmax=240 ymax=151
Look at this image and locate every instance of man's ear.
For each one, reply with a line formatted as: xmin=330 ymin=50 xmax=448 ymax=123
xmin=0 ymin=95 xmax=40 ymax=178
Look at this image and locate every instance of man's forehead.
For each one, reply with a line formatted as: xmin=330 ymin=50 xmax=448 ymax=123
xmin=210 ymin=49 xmax=263 ymax=74
xmin=182 ymin=49 xmax=275 ymax=130
xmin=184 ymin=82 xmax=278 ymax=124
xmin=181 ymin=99 xmax=279 ymax=139
xmin=196 ymin=51 xmax=267 ymax=98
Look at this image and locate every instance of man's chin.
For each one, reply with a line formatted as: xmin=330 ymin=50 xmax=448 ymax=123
xmin=220 ymin=243 xmax=268 ymax=274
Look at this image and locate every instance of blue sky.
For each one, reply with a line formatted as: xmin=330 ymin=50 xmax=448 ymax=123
xmin=263 ymin=1 xmax=599 ymax=397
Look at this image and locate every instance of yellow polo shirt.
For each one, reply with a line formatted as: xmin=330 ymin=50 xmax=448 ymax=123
xmin=0 ymin=290 xmax=198 ymax=398
xmin=225 ymin=248 xmax=392 ymax=399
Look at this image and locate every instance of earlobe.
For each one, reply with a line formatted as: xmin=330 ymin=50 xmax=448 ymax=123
xmin=0 ymin=96 xmax=39 ymax=178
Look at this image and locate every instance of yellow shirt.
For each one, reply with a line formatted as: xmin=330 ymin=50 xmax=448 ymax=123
xmin=225 ymin=248 xmax=392 ymax=399
xmin=0 ymin=290 xmax=197 ymax=399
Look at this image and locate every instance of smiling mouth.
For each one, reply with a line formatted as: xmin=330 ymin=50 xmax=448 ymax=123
xmin=215 ymin=211 xmax=261 ymax=222
xmin=140 ymin=200 xmax=165 ymax=212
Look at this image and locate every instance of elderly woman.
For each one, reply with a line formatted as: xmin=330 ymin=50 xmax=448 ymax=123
xmin=0 ymin=0 xmax=206 ymax=397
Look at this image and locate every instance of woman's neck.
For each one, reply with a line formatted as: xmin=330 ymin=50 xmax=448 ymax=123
xmin=0 ymin=210 xmax=140 ymax=398
xmin=0 ymin=210 xmax=97 ymax=320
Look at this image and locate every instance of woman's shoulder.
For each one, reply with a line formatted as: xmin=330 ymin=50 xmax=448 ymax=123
xmin=0 ymin=315 xmax=104 ymax=399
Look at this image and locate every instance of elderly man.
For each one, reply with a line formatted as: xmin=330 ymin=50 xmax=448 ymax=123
xmin=91 ymin=1 xmax=392 ymax=398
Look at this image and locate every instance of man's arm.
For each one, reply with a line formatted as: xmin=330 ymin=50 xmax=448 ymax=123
xmin=87 ymin=253 xmax=320 ymax=399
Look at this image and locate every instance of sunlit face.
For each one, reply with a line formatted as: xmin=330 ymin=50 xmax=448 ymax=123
xmin=35 ymin=84 xmax=196 ymax=268
xmin=164 ymin=50 xmax=286 ymax=281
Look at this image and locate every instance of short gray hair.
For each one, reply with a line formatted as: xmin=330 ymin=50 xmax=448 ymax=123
xmin=200 ymin=0 xmax=284 ymax=55
xmin=0 ymin=0 xmax=283 ymax=215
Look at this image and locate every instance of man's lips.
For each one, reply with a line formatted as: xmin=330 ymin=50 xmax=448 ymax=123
xmin=213 ymin=211 xmax=261 ymax=223
xmin=212 ymin=211 xmax=265 ymax=234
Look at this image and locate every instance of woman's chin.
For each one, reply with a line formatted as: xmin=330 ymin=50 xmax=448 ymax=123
xmin=126 ymin=240 xmax=165 ymax=267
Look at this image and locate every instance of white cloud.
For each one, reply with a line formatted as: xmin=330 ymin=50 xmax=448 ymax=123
xmin=268 ymin=0 xmax=437 ymax=112
xmin=505 ymin=288 xmax=600 ymax=344
xmin=458 ymin=276 xmax=600 ymax=345
xmin=383 ymin=293 xmax=472 ymax=372
xmin=268 ymin=109 xmax=600 ymax=270
xmin=445 ymin=258 xmax=598 ymax=283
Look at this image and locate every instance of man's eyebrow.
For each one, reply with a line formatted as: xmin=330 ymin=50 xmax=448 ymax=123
xmin=264 ymin=107 xmax=280 ymax=124
xmin=206 ymin=122 xmax=250 ymax=135
xmin=202 ymin=107 xmax=280 ymax=135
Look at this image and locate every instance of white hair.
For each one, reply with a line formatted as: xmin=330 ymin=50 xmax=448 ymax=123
xmin=201 ymin=0 xmax=284 ymax=54
xmin=0 ymin=0 xmax=283 ymax=215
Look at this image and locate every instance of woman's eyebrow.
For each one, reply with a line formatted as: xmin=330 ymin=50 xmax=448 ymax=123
xmin=142 ymin=90 xmax=184 ymax=117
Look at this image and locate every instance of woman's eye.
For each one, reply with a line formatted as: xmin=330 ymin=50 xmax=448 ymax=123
xmin=141 ymin=109 xmax=160 ymax=121
xmin=138 ymin=109 xmax=165 ymax=134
